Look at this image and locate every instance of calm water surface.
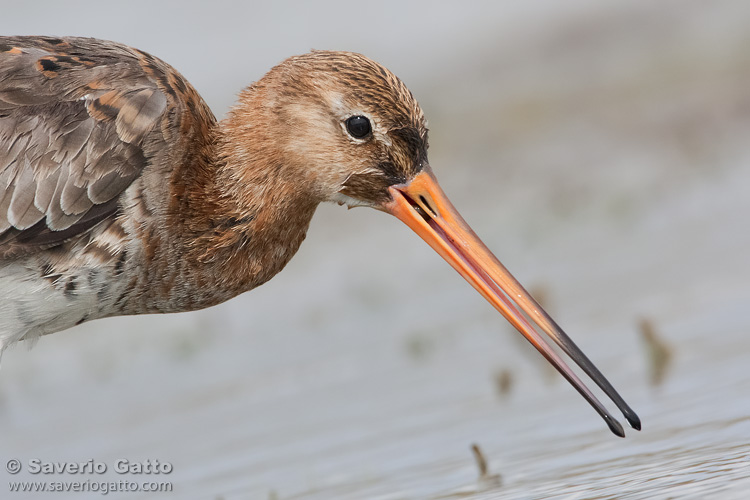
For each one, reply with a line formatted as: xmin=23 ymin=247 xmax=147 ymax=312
xmin=2 ymin=161 xmax=748 ymax=500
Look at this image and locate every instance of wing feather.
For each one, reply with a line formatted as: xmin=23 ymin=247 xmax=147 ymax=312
xmin=0 ymin=36 xmax=185 ymax=255
xmin=34 ymin=161 xmax=60 ymax=213
xmin=8 ymin=159 xmax=44 ymax=228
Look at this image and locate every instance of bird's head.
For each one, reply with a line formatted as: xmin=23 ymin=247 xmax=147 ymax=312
xmin=226 ymin=50 xmax=428 ymax=208
xmin=223 ymin=51 xmax=640 ymax=437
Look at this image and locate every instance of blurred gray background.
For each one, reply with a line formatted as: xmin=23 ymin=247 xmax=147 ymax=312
xmin=1 ymin=1 xmax=749 ymax=499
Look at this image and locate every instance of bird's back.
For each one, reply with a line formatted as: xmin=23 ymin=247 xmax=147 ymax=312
xmin=0 ymin=36 xmax=216 ymax=349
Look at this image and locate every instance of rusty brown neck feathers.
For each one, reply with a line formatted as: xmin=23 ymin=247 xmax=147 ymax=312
xmin=163 ymin=80 xmax=320 ymax=309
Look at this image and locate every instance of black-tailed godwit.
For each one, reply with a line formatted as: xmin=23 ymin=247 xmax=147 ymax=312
xmin=0 ymin=36 xmax=639 ymax=436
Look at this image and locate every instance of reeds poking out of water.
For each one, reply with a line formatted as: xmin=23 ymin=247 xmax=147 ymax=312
xmin=471 ymin=443 xmax=502 ymax=488
xmin=639 ymin=318 xmax=673 ymax=386
xmin=494 ymin=369 xmax=514 ymax=397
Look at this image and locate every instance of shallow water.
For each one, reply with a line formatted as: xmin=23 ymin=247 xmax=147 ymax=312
xmin=1 ymin=1 xmax=750 ymax=499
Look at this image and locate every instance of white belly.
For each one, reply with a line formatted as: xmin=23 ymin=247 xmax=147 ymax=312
xmin=0 ymin=260 xmax=119 ymax=353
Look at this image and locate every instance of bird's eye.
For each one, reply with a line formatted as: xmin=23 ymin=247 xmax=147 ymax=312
xmin=345 ymin=115 xmax=372 ymax=139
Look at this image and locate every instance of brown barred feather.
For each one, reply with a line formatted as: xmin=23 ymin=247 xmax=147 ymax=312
xmin=0 ymin=36 xmax=208 ymax=255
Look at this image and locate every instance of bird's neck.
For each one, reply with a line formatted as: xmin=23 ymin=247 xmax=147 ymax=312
xmin=161 ymin=106 xmax=319 ymax=310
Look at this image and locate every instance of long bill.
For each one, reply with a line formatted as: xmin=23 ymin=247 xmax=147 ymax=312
xmin=381 ymin=166 xmax=640 ymax=437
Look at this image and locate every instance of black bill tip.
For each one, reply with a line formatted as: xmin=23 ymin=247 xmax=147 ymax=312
xmin=605 ymin=415 xmax=626 ymax=438
xmin=626 ymin=411 xmax=642 ymax=431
